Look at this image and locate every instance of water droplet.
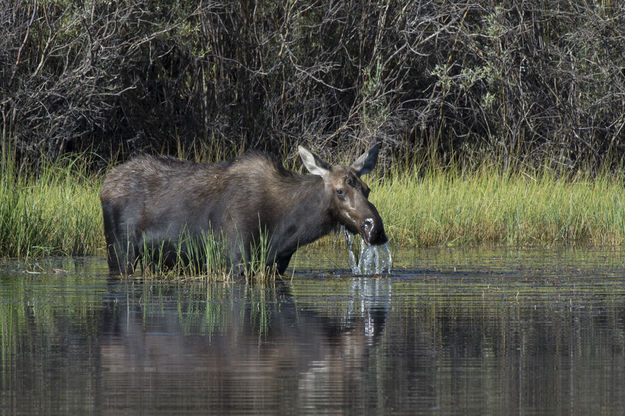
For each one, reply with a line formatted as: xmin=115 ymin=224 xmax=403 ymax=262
xmin=343 ymin=229 xmax=392 ymax=275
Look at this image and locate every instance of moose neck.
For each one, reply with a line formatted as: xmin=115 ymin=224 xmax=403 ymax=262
xmin=271 ymin=175 xmax=336 ymax=253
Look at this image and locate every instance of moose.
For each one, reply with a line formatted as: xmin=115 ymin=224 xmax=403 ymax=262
xmin=100 ymin=144 xmax=387 ymax=275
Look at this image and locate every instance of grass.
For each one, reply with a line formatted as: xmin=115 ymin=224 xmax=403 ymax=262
xmin=137 ymin=230 xmax=229 ymax=280
xmin=0 ymin=152 xmax=104 ymax=260
xmin=371 ymin=165 xmax=625 ymax=247
xmin=137 ymin=228 xmax=277 ymax=282
xmin=3 ymin=150 xmax=625 ymax=276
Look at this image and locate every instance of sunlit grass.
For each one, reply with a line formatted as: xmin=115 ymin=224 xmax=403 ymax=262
xmin=0 ymin=153 xmax=104 ymax=259
xmin=371 ymin=166 xmax=625 ymax=247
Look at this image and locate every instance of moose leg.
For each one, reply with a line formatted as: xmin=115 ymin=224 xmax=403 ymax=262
xmin=108 ymin=232 xmax=139 ymax=275
xmin=275 ymin=252 xmax=293 ymax=275
xmin=107 ymin=240 xmax=125 ymax=275
xmin=227 ymin=237 xmax=247 ymax=277
xmin=102 ymin=201 xmax=140 ymax=275
xmin=102 ymin=202 xmax=125 ymax=275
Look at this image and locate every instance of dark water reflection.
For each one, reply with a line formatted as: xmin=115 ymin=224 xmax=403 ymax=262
xmin=2 ymin=247 xmax=625 ymax=415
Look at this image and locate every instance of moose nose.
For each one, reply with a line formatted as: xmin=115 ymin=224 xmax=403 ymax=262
xmin=363 ymin=218 xmax=375 ymax=236
xmin=362 ymin=217 xmax=388 ymax=245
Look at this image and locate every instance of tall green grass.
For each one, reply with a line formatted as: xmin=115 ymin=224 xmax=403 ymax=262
xmin=0 ymin=153 xmax=103 ymax=259
xmin=371 ymin=166 xmax=625 ymax=247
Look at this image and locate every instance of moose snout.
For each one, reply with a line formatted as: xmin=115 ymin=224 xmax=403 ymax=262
xmin=362 ymin=217 xmax=388 ymax=246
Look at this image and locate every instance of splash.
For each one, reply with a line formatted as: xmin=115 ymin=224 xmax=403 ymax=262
xmin=344 ymin=227 xmax=392 ymax=275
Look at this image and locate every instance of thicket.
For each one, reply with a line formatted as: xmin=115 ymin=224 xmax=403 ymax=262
xmin=2 ymin=0 xmax=625 ymax=171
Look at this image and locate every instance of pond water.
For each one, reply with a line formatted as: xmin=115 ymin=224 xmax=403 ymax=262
xmin=2 ymin=246 xmax=625 ymax=415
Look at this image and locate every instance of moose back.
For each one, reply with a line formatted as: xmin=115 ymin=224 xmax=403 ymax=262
xmin=100 ymin=145 xmax=387 ymax=275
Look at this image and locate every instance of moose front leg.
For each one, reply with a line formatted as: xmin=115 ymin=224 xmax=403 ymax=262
xmin=275 ymin=252 xmax=293 ymax=275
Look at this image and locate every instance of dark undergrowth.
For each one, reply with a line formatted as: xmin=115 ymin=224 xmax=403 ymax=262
xmin=1 ymin=0 xmax=624 ymax=173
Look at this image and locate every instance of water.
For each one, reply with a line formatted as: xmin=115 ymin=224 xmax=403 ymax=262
xmin=343 ymin=228 xmax=392 ymax=274
xmin=2 ymin=247 xmax=625 ymax=415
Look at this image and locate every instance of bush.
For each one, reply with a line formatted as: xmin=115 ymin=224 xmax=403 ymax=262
xmin=1 ymin=0 xmax=624 ymax=172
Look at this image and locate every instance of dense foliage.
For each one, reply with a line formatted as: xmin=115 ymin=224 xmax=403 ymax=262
xmin=2 ymin=0 xmax=625 ymax=170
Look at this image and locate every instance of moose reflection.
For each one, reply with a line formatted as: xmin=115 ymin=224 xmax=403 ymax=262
xmin=100 ymin=145 xmax=387 ymax=275
xmin=98 ymin=278 xmax=393 ymax=412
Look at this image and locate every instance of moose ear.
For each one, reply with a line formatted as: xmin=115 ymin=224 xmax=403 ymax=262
xmin=298 ymin=146 xmax=331 ymax=178
xmin=351 ymin=142 xmax=381 ymax=176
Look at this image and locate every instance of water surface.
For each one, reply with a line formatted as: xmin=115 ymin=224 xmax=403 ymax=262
xmin=2 ymin=247 xmax=625 ymax=415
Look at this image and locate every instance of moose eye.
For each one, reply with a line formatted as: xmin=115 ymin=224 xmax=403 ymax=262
xmin=336 ymin=188 xmax=345 ymax=198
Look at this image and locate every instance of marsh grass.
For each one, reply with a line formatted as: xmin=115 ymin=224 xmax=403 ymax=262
xmin=241 ymin=226 xmax=279 ymax=283
xmin=137 ymin=230 xmax=229 ymax=280
xmin=137 ymin=228 xmax=277 ymax=282
xmin=0 ymin=150 xmax=103 ymax=259
xmin=371 ymin=165 xmax=625 ymax=248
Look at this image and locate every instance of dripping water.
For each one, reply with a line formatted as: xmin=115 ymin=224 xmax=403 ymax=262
xmin=343 ymin=226 xmax=392 ymax=275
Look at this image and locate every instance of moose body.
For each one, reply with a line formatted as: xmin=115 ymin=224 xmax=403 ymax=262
xmin=100 ymin=145 xmax=387 ymax=275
